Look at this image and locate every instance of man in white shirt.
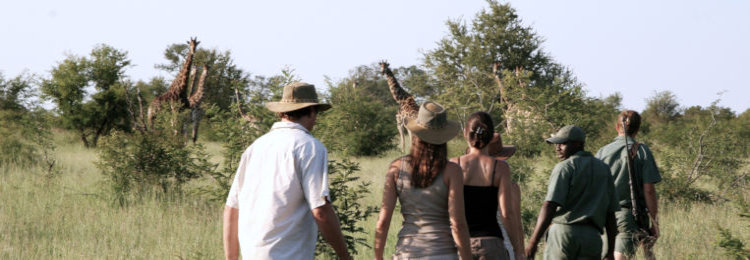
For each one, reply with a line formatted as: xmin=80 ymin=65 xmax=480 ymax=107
xmin=223 ymin=82 xmax=350 ymax=260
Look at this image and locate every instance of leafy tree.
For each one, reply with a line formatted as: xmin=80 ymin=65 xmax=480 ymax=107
xmin=0 ymin=72 xmax=35 ymax=111
xmin=317 ymin=81 xmax=398 ymax=156
xmin=0 ymin=72 xmax=58 ymax=173
xmin=642 ymin=90 xmax=682 ymax=131
xmin=41 ymin=44 xmax=132 ymax=147
xmin=423 ymin=0 xmax=607 ymax=156
xmin=643 ymin=101 xmax=747 ymax=201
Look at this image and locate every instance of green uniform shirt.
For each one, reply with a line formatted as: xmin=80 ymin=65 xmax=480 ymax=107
xmin=595 ymin=136 xmax=661 ymax=208
xmin=545 ymin=151 xmax=619 ymax=231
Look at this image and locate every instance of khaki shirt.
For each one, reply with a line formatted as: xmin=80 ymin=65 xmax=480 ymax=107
xmin=595 ymin=136 xmax=661 ymax=208
xmin=545 ymin=151 xmax=619 ymax=231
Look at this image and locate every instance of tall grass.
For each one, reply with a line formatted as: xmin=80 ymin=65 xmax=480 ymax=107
xmin=1 ymin=134 xmax=747 ymax=259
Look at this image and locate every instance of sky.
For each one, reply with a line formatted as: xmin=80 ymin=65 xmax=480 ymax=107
xmin=2 ymin=0 xmax=749 ymax=114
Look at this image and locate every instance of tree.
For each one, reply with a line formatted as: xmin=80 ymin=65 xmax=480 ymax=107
xmin=422 ymin=0 xmax=603 ymax=156
xmin=317 ymin=79 xmax=398 ymax=156
xmin=41 ymin=44 xmax=132 ymax=147
xmin=642 ymin=90 xmax=681 ymax=130
xmin=0 ymin=72 xmax=35 ymax=111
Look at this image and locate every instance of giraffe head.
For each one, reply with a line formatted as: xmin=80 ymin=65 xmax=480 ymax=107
xmin=378 ymin=60 xmax=390 ymax=75
xmin=187 ymin=37 xmax=200 ymax=54
xmin=492 ymin=61 xmax=502 ymax=74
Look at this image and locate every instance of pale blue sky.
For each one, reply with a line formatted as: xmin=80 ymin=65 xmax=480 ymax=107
xmin=2 ymin=0 xmax=748 ymax=113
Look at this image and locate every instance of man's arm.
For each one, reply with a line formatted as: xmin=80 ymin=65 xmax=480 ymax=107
xmin=604 ymin=211 xmax=617 ymax=259
xmin=643 ymin=183 xmax=659 ymax=239
xmin=223 ymin=206 xmax=240 ymax=260
xmin=312 ymin=201 xmax=351 ymax=260
xmin=525 ymin=201 xmax=558 ymax=259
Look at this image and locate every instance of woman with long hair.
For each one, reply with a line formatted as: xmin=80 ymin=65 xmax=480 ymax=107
xmin=450 ymin=112 xmax=523 ymax=260
xmin=375 ymin=101 xmax=471 ymax=260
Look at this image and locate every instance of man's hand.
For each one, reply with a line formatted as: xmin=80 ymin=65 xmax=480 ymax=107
xmin=650 ymin=221 xmax=660 ymax=240
xmin=524 ymin=243 xmax=537 ymax=260
xmin=312 ymin=201 xmax=351 ymax=260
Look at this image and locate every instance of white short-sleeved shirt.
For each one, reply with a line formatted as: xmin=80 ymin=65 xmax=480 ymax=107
xmin=226 ymin=121 xmax=330 ymax=260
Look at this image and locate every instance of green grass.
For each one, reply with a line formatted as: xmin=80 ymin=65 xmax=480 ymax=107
xmin=1 ymin=133 xmax=748 ymax=259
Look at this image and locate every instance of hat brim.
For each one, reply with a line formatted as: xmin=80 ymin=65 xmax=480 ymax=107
xmin=545 ymin=136 xmax=568 ymax=144
xmin=405 ymin=117 xmax=460 ymax=145
xmin=490 ymin=145 xmax=517 ymax=160
xmin=265 ymin=102 xmax=331 ymax=113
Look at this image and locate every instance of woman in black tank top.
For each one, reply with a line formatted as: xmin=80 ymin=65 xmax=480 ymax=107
xmin=449 ymin=112 xmax=523 ymax=260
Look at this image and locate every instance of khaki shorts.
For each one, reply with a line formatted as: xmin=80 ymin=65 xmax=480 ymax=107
xmin=470 ymin=236 xmax=510 ymax=260
xmin=392 ymin=253 xmax=458 ymax=260
xmin=544 ymin=224 xmax=602 ymax=260
xmin=615 ymin=209 xmax=654 ymax=256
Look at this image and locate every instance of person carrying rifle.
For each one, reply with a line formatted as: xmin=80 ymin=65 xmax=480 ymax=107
xmin=526 ymin=125 xmax=619 ymax=260
xmin=595 ymin=110 xmax=661 ymax=260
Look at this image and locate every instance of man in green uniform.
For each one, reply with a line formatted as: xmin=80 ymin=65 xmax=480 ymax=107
xmin=526 ymin=125 xmax=619 ymax=260
xmin=595 ymin=110 xmax=660 ymax=260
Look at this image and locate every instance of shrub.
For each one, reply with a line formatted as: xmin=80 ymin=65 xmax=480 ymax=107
xmin=316 ymin=88 xmax=398 ymax=157
xmin=716 ymin=200 xmax=750 ymax=259
xmin=97 ymin=130 xmax=216 ymax=206
xmin=315 ymin=158 xmax=378 ymax=257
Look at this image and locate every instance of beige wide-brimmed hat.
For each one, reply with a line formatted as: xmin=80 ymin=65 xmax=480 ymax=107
xmin=265 ymin=82 xmax=332 ymax=113
xmin=405 ymin=101 xmax=460 ymax=145
xmin=488 ymin=133 xmax=517 ymax=160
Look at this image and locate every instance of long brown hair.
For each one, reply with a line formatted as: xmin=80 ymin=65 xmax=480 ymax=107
xmin=409 ymin=136 xmax=448 ymax=188
xmin=466 ymin=111 xmax=494 ymax=149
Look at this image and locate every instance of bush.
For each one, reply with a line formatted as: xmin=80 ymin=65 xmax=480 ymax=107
xmin=716 ymin=200 xmax=750 ymax=259
xmin=196 ymin=103 xmax=274 ymax=203
xmin=316 ymin=87 xmax=398 ymax=157
xmin=315 ymin=158 xmax=377 ymax=257
xmin=0 ymin=110 xmax=57 ymax=173
xmin=97 ymin=130 xmax=216 ymax=206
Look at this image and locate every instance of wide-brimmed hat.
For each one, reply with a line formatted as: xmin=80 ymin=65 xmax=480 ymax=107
xmin=545 ymin=125 xmax=586 ymax=144
xmin=488 ymin=133 xmax=517 ymax=160
xmin=265 ymin=82 xmax=332 ymax=113
xmin=405 ymin=101 xmax=460 ymax=145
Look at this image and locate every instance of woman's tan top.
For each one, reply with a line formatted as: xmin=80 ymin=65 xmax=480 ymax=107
xmin=394 ymin=157 xmax=458 ymax=258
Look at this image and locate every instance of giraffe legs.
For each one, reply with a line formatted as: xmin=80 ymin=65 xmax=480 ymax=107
xmin=191 ymin=106 xmax=203 ymax=144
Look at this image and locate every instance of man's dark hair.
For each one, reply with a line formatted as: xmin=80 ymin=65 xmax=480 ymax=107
xmin=278 ymin=106 xmax=317 ymax=120
xmin=567 ymin=141 xmax=585 ymax=154
xmin=618 ymin=110 xmax=641 ymax=136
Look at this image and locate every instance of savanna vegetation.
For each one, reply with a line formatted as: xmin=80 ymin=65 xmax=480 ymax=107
xmin=1 ymin=1 xmax=748 ymax=259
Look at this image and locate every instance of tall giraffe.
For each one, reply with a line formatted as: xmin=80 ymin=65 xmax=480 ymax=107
xmin=188 ymin=65 xmax=209 ymax=143
xmin=147 ymin=37 xmax=199 ymax=128
xmin=379 ymin=61 xmax=419 ymax=152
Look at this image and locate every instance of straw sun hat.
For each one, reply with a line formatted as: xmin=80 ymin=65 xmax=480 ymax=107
xmin=405 ymin=101 xmax=460 ymax=145
xmin=265 ymin=82 xmax=332 ymax=113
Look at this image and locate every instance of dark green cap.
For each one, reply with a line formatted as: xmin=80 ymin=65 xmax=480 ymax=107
xmin=545 ymin=125 xmax=585 ymax=144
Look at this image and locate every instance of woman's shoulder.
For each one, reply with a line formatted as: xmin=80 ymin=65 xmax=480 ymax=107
xmin=443 ymin=161 xmax=463 ymax=178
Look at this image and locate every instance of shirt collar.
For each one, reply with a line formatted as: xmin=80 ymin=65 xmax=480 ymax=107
xmin=613 ymin=135 xmax=636 ymax=143
xmin=573 ymin=150 xmax=593 ymax=157
xmin=271 ymin=121 xmax=310 ymax=134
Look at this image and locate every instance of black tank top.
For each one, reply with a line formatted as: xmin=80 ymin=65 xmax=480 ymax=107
xmin=460 ymin=156 xmax=503 ymax=238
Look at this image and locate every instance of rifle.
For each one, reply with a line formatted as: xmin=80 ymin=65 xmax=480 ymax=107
xmin=623 ymin=117 xmax=652 ymax=235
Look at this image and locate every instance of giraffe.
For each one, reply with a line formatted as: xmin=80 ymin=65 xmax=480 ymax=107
xmin=234 ymin=88 xmax=260 ymax=129
xmin=379 ymin=61 xmax=419 ymax=152
xmin=147 ymin=37 xmax=199 ymax=129
xmin=188 ymin=65 xmax=209 ymax=143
